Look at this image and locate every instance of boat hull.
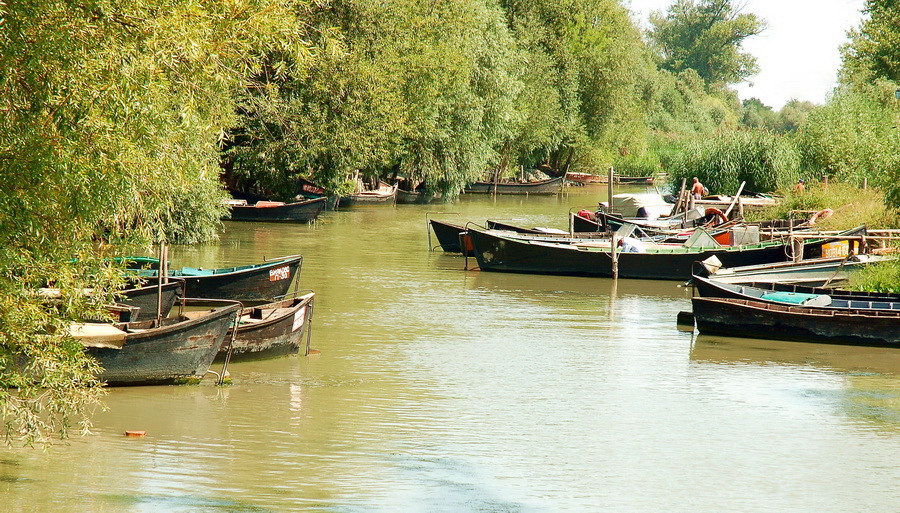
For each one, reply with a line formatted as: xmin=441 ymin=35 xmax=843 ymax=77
xmin=121 ymin=280 xmax=184 ymax=320
xmin=464 ymin=177 xmax=564 ymax=194
xmin=228 ymin=197 xmax=326 ymax=223
xmin=87 ymin=303 xmax=240 ymax=386
xmin=468 ymin=228 xmax=844 ymax=281
xmin=692 ymin=297 xmax=900 ymax=347
xmin=141 ymin=256 xmax=304 ymax=302
xmin=429 ymin=219 xmax=473 ymax=255
xmin=217 ymin=294 xmax=315 ymax=361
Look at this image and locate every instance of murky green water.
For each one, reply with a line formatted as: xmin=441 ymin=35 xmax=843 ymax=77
xmin=4 ymin=186 xmax=900 ymax=512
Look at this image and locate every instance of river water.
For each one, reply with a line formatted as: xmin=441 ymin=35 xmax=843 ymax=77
xmin=3 ymin=187 xmax=900 ymax=512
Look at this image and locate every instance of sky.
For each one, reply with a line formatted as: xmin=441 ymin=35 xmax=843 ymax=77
xmin=627 ymin=0 xmax=866 ymax=109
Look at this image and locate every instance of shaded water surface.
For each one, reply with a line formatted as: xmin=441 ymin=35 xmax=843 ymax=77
xmin=4 ymin=188 xmax=900 ymax=512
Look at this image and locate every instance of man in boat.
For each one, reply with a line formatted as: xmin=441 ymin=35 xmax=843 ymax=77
xmin=690 ymin=177 xmax=706 ymax=199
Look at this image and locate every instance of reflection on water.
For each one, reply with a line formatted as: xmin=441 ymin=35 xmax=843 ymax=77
xmin=691 ymin=334 xmax=900 ymax=433
xmin=4 ymin=188 xmax=900 ymax=512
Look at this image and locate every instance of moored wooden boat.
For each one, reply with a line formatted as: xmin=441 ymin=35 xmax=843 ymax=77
xmin=134 ymin=255 xmax=303 ymax=302
xmin=397 ymin=188 xmax=440 ymax=204
xmin=699 ymin=251 xmax=881 ymax=286
xmin=467 ymin=225 xmax=864 ymax=281
xmin=429 ymin=218 xmax=474 ymax=255
xmin=226 ymin=197 xmax=326 ymax=223
xmin=565 ymin=172 xmax=606 ymax=184
xmin=81 ymin=302 xmax=241 ymax=386
xmin=615 ymin=175 xmax=654 ymax=185
xmin=216 ymin=292 xmax=316 ymax=362
xmin=339 ymin=182 xmax=398 ymax=207
xmin=692 ymin=274 xmax=900 ymax=309
xmin=464 ymin=176 xmax=564 ymax=195
xmin=691 ymin=296 xmax=900 ymax=347
xmin=120 ymin=279 xmax=184 ymax=320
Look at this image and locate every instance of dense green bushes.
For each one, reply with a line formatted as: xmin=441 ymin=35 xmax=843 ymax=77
xmin=797 ymin=82 xmax=900 ymax=206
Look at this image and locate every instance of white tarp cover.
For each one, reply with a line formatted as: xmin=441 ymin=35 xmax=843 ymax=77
xmin=611 ymin=194 xmax=673 ymax=219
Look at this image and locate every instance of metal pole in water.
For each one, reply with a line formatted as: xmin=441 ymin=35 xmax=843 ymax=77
xmin=611 ymin=230 xmax=619 ymax=279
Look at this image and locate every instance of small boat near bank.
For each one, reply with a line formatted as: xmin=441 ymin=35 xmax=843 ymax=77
xmin=339 ymin=182 xmax=398 ymax=207
xmin=463 ymin=176 xmax=564 ymax=195
xmin=215 ymin=292 xmax=316 ymax=362
xmin=225 ymin=197 xmax=326 ymax=223
xmin=77 ymin=302 xmax=241 ymax=386
xmin=691 ymin=296 xmax=900 ymax=347
xmin=133 ymin=255 xmax=304 ymax=302
xmin=692 ymin=274 xmax=900 ymax=309
xmin=699 ymin=251 xmax=882 ymax=286
xmin=465 ymin=225 xmax=867 ymax=281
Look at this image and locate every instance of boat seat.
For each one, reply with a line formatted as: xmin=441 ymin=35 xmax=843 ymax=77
xmin=761 ymin=291 xmax=832 ymax=307
xmin=179 ymin=267 xmax=215 ymax=276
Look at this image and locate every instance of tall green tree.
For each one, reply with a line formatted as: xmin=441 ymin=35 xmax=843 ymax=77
xmin=0 ymin=0 xmax=312 ymax=444
xmin=841 ymin=0 xmax=900 ymax=83
xmin=647 ymin=0 xmax=765 ymax=86
xmin=503 ymin=0 xmax=652 ymax=173
xmin=229 ymin=0 xmax=522 ymax=198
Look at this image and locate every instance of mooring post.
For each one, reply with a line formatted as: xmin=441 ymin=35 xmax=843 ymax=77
xmin=611 ymin=230 xmax=619 ymax=279
xmin=607 ymin=166 xmax=614 ymax=214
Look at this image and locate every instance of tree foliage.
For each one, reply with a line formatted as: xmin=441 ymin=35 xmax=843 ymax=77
xmin=841 ymin=0 xmax=900 ymax=84
xmin=0 ymin=0 xmax=313 ymax=445
xmin=647 ymin=0 xmax=765 ymax=86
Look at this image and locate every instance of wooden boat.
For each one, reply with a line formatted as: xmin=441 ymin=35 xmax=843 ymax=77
xmin=692 ymin=274 xmax=900 ymax=309
xmin=226 ymin=197 xmax=326 ymax=223
xmin=135 ymin=255 xmax=303 ymax=302
xmin=120 ymin=279 xmax=184 ymax=320
xmin=216 ymin=292 xmax=316 ymax=362
xmin=466 ymin=226 xmax=863 ymax=281
xmin=564 ymin=173 xmax=653 ymax=185
xmin=694 ymin=193 xmax=777 ymax=210
xmin=742 ymin=280 xmax=900 ymax=302
xmin=463 ymin=176 xmax=564 ymax=195
xmin=80 ymin=302 xmax=240 ymax=386
xmin=339 ymin=182 xmax=398 ymax=207
xmin=616 ymin=175 xmax=654 ymax=185
xmin=700 ymin=252 xmax=883 ymax=286
xmin=565 ymin=172 xmax=606 ymax=184
xmin=691 ymin=296 xmax=900 ymax=347
xmin=396 ymin=188 xmax=438 ymax=204
xmin=429 ymin=219 xmax=474 ymax=255
xmin=573 ymin=207 xmax=730 ymax=234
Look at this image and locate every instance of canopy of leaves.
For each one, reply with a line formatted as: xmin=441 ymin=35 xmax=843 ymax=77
xmin=647 ymin=0 xmax=765 ymax=86
xmin=841 ymin=0 xmax=900 ymax=84
xmin=228 ymin=0 xmax=656 ymax=198
xmin=0 ymin=0 xmax=312 ymax=445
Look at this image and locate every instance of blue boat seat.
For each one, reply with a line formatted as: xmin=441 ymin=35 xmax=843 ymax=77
xmin=179 ymin=267 xmax=215 ymax=277
xmin=761 ymin=291 xmax=832 ymax=307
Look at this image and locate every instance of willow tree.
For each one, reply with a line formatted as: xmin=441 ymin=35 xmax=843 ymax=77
xmin=0 ymin=0 xmax=312 ymax=445
xmin=502 ymin=0 xmax=653 ymax=174
xmin=228 ymin=0 xmax=522 ymax=199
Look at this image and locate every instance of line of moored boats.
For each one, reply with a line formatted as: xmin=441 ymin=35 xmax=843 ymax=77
xmin=428 ymin=191 xmax=898 ymax=348
xmin=70 ymin=254 xmax=316 ymax=386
